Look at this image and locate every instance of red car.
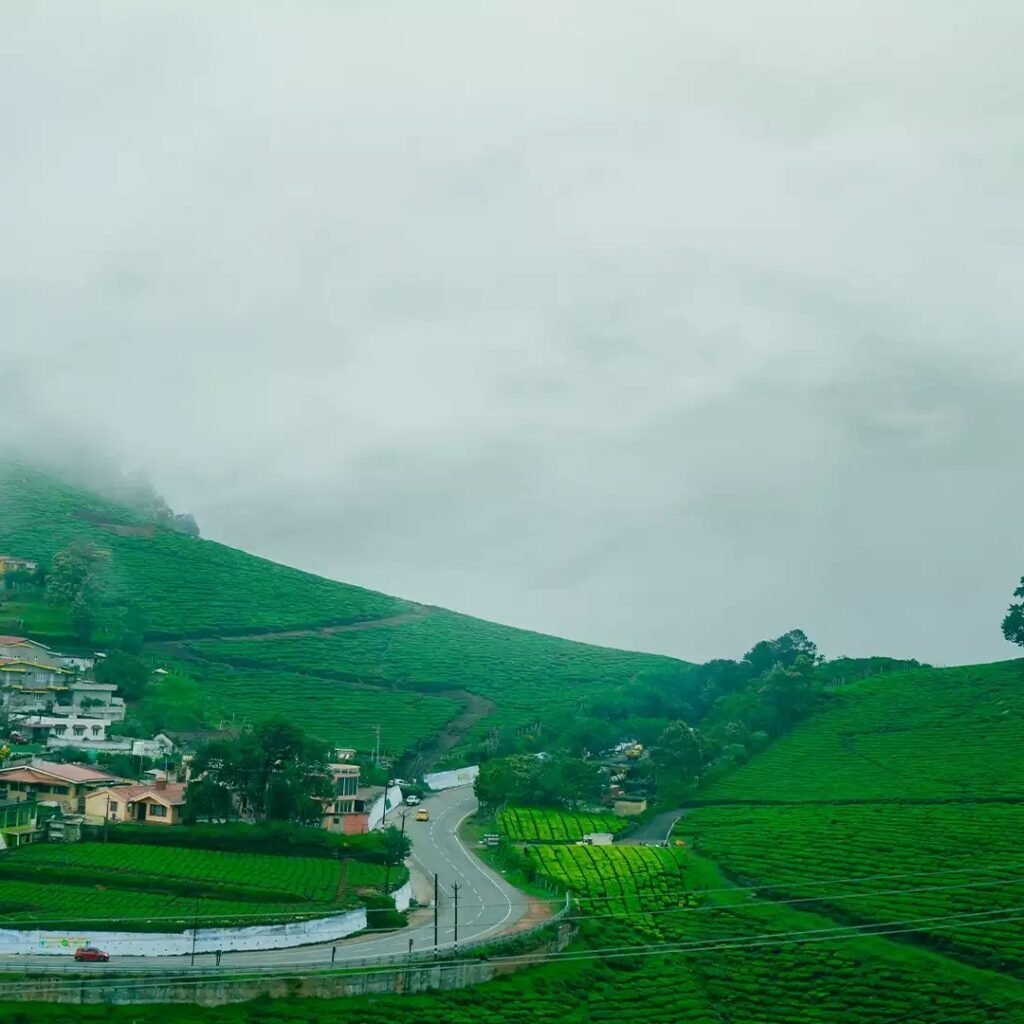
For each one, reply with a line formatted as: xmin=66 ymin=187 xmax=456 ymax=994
xmin=73 ymin=946 xmax=110 ymax=962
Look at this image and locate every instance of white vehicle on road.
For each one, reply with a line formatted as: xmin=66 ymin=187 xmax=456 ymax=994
xmin=405 ymin=794 xmax=421 ymax=805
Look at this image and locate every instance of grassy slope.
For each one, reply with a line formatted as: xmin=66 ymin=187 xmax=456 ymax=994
xmin=680 ymin=658 xmax=1024 ymax=975
xmin=0 ymin=461 xmax=688 ymax=754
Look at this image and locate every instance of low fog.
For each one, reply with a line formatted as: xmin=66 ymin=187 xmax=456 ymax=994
xmin=2 ymin=2 xmax=1023 ymax=665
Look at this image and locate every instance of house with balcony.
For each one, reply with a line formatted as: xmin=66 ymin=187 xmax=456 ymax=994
xmin=321 ymin=762 xmax=370 ymax=834
xmin=0 ymin=661 xmax=75 ymax=713
xmin=85 ymin=779 xmax=187 ymax=826
xmin=11 ymin=714 xmax=109 ymax=746
xmin=0 ymin=759 xmax=120 ymax=814
xmin=53 ymin=680 xmax=125 ymax=722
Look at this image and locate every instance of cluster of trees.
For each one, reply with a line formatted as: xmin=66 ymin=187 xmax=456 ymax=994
xmin=467 ymin=629 xmax=834 ymax=807
xmin=475 ymin=753 xmax=606 ymax=810
xmin=185 ymin=719 xmax=335 ymax=825
xmin=45 ymin=540 xmax=109 ymax=640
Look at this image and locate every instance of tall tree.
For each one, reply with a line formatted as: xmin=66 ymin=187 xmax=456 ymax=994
xmin=187 ymin=719 xmax=332 ymax=824
xmin=743 ymin=629 xmax=820 ymax=676
xmin=1002 ymin=578 xmax=1024 ymax=649
xmin=652 ymin=721 xmax=706 ymax=795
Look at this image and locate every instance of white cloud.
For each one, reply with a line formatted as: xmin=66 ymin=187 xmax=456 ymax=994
xmin=2 ymin=0 xmax=1023 ymax=664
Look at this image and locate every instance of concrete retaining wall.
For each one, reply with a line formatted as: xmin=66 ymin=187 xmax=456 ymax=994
xmin=0 ymin=924 xmax=578 ymax=1005
xmin=423 ymin=766 xmax=478 ymax=791
xmin=367 ymin=786 xmax=404 ymax=830
xmin=0 ymin=908 xmax=367 ymax=958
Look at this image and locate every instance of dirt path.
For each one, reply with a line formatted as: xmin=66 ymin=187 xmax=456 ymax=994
xmin=148 ymin=605 xmax=434 ymax=652
xmin=408 ymin=690 xmax=497 ymax=774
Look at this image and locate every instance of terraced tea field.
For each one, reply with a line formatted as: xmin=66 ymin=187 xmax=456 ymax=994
xmin=0 ymin=841 xmax=404 ymax=930
xmin=678 ymin=802 xmax=1024 ymax=970
xmin=498 ymin=807 xmax=627 ymax=843
xmin=194 ymin=614 xmax=684 ymax=736
xmin=189 ymin=662 xmax=462 ymax=755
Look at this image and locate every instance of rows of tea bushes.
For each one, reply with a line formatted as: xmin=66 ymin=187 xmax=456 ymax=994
xmin=197 ymin=611 xmax=682 ymax=736
xmin=191 ymin=661 xmax=462 ymax=755
xmin=497 ymin=807 xmax=627 ymax=843
xmin=704 ymin=660 xmax=1024 ymax=802
xmin=678 ymin=802 xmax=1024 ymax=970
xmin=0 ymin=841 xmax=407 ymax=931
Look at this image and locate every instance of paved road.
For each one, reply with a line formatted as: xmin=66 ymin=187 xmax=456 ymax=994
xmin=614 ymin=808 xmax=687 ymax=845
xmin=0 ymin=786 xmax=531 ymax=973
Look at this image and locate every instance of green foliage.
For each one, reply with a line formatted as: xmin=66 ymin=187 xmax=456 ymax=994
xmin=100 ymin=820 xmax=395 ymax=861
xmin=475 ymin=754 xmax=605 ymax=809
xmin=94 ymin=650 xmax=151 ymax=701
xmin=497 ymin=806 xmax=626 ymax=843
xmin=651 ymin=720 xmax=705 ymax=799
xmin=187 ymin=719 xmax=332 ymax=824
xmin=1003 ymin=576 xmax=1024 ymax=649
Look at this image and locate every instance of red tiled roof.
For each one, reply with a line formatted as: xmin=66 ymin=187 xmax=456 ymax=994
xmin=0 ymin=636 xmax=30 ymax=645
xmin=0 ymin=761 xmax=118 ymax=784
xmin=99 ymin=783 xmax=186 ymax=806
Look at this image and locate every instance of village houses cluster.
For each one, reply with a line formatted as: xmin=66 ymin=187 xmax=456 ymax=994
xmin=0 ymin=589 xmax=385 ymax=849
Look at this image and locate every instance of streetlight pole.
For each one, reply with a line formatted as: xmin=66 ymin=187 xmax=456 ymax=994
xmin=433 ymin=874 xmax=438 ymax=956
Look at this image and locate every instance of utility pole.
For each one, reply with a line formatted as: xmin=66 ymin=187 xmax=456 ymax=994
xmin=433 ymin=874 xmax=439 ymax=956
xmin=452 ymin=882 xmax=460 ymax=952
xmin=190 ymin=895 xmax=200 ymax=966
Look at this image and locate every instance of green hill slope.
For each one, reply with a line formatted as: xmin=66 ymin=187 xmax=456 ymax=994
xmin=0 ymin=460 xmax=688 ymax=756
xmin=680 ymin=658 xmax=1024 ymax=974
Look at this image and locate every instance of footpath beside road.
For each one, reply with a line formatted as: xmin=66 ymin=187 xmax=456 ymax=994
xmin=0 ymin=785 xmax=540 ymax=974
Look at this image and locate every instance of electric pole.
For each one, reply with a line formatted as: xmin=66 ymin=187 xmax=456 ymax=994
xmin=433 ymin=874 xmax=439 ymax=956
xmin=190 ymin=895 xmax=200 ymax=966
xmin=452 ymin=882 xmax=461 ymax=952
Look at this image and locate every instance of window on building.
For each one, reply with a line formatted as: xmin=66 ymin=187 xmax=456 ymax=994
xmin=51 ymin=785 xmax=69 ymax=795
xmin=73 ymin=726 xmax=85 ymax=736
xmin=332 ymin=817 xmax=340 ymax=825
xmin=109 ymin=801 xmax=118 ymax=813
xmin=149 ymin=804 xmax=168 ymax=817
xmin=92 ymin=726 xmax=101 ymax=735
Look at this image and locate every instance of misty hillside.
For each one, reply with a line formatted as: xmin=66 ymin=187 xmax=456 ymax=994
xmin=0 ymin=460 xmax=689 ymax=754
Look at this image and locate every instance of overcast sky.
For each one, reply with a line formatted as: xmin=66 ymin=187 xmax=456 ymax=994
xmin=2 ymin=2 xmax=1023 ymax=666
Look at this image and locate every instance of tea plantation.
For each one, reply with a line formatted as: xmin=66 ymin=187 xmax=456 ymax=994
xmin=0 ymin=841 xmax=404 ymax=930
xmin=497 ymin=807 xmax=627 ymax=843
xmin=192 ymin=613 xmax=683 ymax=737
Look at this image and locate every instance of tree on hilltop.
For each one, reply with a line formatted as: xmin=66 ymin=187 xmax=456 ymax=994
xmin=1003 ymin=577 xmax=1024 ymax=649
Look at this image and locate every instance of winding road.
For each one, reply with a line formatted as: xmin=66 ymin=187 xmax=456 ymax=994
xmin=0 ymin=786 xmax=537 ymax=972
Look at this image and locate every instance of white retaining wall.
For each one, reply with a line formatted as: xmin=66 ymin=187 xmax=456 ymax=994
xmin=367 ymin=785 xmax=404 ymax=831
xmin=0 ymin=908 xmax=367 ymax=957
xmin=391 ymin=879 xmax=413 ymax=912
xmin=423 ymin=765 xmax=478 ymax=791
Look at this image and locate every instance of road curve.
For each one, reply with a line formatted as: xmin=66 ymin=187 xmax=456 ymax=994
xmin=0 ymin=786 xmax=534 ymax=972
